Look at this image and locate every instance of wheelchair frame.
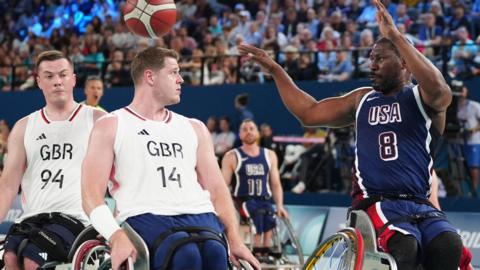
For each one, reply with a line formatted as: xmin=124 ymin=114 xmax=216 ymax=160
xmin=239 ymin=214 xmax=304 ymax=269
xmin=303 ymin=210 xmax=397 ymax=270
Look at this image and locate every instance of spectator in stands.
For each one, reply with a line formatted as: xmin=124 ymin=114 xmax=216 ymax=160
xmin=448 ymin=4 xmax=472 ymax=35
xmin=449 ymin=27 xmax=478 ymax=79
xmin=178 ymin=26 xmax=197 ymax=51
xmin=82 ymin=42 xmax=105 ymax=75
xmin=305 ymin=8 xmax=320 ymax=39
xmin=282 ymin=45 xmax=301 ymax=80
xmin=317 ymin=26 xmax=339 ymax=52
xmin=103 ymin=50 xmax=127 ymax=87
xmin=206 ymin=116 xmax=219 ymax=142
xmin=429 ymin=1 xmax=446 ymax=30
xmin=317 ymin=40 xmax=337 ymax=75
xmin=298 ymin=53 xmax=320 ymax=81
xmin=356 ymin=0 xmax=377 ymax=28
xmin=418 ymin=12 xmax=444 ymax=59
xmin=344 ymin=0 xmax=364 ymax=23
xmin=357 ymin=28 xmax=375 ymax=76
xmin=203 ymin=45 xmax=225 ymax=85
xmin=214 ymin=116 xmax=236 ymax=160
xmin=243 ymin=22 xmax=262 ymax=47
xmin=457 ymin=85 xmax=480 ymax=197
xmin=261 ymin=24 xmax=287 ymax=53
xmin=330 ymin=11 xmax=346 ymax=34
xmin=223 ymin=53 xmax=239 ymax=84
xmin=283 ymin=9 xmax=299 ymax=41
xmin=394 ymin=3 xmax=412 ymax=30
xmin=318 ymin=50 xmax=354 ymax=82
xmin=208 ymin=14 xmax=223 ymax=38
xmin=180 ymin=48 xmax=204 ymax=85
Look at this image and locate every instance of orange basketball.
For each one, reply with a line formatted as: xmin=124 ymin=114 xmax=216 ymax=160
xmin=123 ymin=0 xmax=177 ymax=38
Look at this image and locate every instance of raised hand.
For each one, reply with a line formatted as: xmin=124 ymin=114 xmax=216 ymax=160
xmin=373 ymin=0 xmax=400 ymax=39
xmin=238 ymin=44 xmax=279 ymax=74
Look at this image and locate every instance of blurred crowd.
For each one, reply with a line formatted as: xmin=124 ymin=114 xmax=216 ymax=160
xmin=1 ymin=0 xmax=480 ymax=91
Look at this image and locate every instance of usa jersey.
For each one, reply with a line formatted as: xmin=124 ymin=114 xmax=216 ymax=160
xmin=233 ymin=147 xmax=272 ymax=198
xmin=353 ymin=85 xmax=434 ymax=201
xmin=21 ymin=105 xmax=93 ymax=225
xmin=111 ymin=107 xmax=215 ymax=222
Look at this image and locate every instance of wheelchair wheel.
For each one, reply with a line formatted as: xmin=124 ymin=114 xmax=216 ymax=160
xmin=303 ymin=228 xmax=363 ymax=270
xmin=72 ymin=239 xmax=133 ymax=270
xmin=271 ymin=217 xmax=304 ymax=267
xmin=72 ymin=240 xmax=110 ymax=270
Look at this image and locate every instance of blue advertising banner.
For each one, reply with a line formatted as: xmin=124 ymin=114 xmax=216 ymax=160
xmin=446 ymin=212 xmax=480 ymax=268
xmin=284 ymin=205 xmax=328 ymax=256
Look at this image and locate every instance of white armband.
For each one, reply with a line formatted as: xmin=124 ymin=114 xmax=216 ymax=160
xmin=89 ymin=204 xmax=121 ymax=241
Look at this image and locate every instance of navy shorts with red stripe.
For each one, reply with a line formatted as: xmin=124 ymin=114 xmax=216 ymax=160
xmin=365 ymin=199 xmax=458 ymax=253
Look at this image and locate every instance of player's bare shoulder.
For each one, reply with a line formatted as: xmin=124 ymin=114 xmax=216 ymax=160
xmin=350 ymin=86 xmax=374 ymax=109
xmin=91 ymin=107 xmax=108 ymax=122
xmin=9 ymin=115 xmax=29 ymax=140
xmin=188 ymin=118 xmax=209 ymax=137
xmin=91 ymin=113 xmax=118 ymax=139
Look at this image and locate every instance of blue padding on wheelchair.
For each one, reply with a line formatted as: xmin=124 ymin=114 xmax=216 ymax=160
xmin=152 ymin=229 xmax=228 ymax=270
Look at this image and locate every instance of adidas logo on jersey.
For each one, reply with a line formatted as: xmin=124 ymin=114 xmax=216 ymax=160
xmin=138 ymin=129 xmax=150 ymax=135
xmin=38 ymin=252 xmax=48 ymax=260
xmin=36 ymin=133 xmax=47 ymax=140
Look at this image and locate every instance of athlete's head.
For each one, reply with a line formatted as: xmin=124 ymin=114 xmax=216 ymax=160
xmin=239 ymin=119 xmax=259 ymax=146
xmin=369 ymin=37 xmax=409 ymax=95
xmin=84 ymin=76 xmax=104 ymax=107
xmin=131 ymin=47 xmax=184 ymax=105
xmin=36 ymin=50 xmax=76 ymax=105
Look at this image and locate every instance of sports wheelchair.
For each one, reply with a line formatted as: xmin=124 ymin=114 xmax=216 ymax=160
xmin=238 ymin=212 xmax=304 ymax=269
xmin=303 ymin=210 xmax=397 ymax=270
xmin=1 ymin=221 xmax=255 ymax=270
xmin=0 ymin=222 xmax=133 ymax=270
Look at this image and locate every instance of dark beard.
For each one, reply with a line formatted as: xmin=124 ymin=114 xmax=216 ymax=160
xmin=372 ymin=76 xmax=402 ymax=95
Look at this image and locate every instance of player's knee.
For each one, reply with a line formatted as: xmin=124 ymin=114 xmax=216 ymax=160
xmin=23 ymin=257 xmax=40 ymax=270
xmin=427 ymin=231 xmax=462 ymax=255
xmin=171 ymin=243 xmax=202 ymax=270
xmin=387 ymin=234 xmax=420 ymax=267
xmin=3 ymin=251 xmax=20 ymax=270
xmin=424 ymin=232 xmax=462 ymax=270
xmin=201 ymin=239 xmax=228 ymax=268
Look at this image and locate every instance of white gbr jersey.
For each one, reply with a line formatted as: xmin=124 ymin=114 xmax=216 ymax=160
xmin=21 ymin=105 xmax=93 ymax=225
xmin=111 ymin=107 xmax=215 ymax=222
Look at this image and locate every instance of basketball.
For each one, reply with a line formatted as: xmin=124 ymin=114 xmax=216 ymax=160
xmin=123 ymin=0 xmax=177 ymax=38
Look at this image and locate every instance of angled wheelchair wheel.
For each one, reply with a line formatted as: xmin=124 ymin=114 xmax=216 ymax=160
xmin=72 ymin=239 xmax=132 ymax=270
xmin=271 ymin=217 xmax=304 ymax=268
xmin=303 ymin=228 xmax=364 ymax=270
xmin=72 ymin=240 xmax=110 ymax=270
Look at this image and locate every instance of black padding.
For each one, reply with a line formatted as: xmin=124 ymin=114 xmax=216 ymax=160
xmin=387 ymin=234 xmax=423 ymax=270
xmin=423 ymin=231 xmax=462 ymax=270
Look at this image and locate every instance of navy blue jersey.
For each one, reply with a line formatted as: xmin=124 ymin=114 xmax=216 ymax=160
xmin=233 ymin=147 xmax=272 ymax=198
xmin=353 ymin=85 xmax=434 ymax=201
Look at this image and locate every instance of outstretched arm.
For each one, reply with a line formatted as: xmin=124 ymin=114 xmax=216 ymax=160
xmin=238 ymin=45 xmax=369 ymax=127
xmin=0 ymin=118 xmax=27 ymax=222
xmin=190 ymin=119 xmax=260 ymax=270
xmin=373 ymin=0 xmax=451 ymax=113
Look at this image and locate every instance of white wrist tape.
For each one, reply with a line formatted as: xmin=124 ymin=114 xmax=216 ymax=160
xmin=89 ymin=204 xmax=121 ymax=240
